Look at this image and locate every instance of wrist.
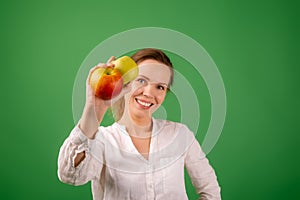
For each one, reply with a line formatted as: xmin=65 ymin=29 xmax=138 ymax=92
xmin=84 ymin=101 xmax=109 ymax=123
xmin=84 ymin=100 xmax=109 ymax=110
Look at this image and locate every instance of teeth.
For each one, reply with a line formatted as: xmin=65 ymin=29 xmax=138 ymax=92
xmin=137 ymin=99 xmax=151 ymax=107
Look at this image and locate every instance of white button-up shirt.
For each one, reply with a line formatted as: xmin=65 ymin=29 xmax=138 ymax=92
xmin=58 ymin=119 xmax=221 ymax=200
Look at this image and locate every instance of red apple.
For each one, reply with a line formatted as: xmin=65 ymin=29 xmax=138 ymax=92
xmin=89 ymin=67 xmax=123 ymax=100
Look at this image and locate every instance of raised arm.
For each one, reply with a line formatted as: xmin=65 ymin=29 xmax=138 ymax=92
xmin=58 ymin=56 xmax=131 ymax=183
xmin=79 ymin=57 xmax=117 ymax=139
xmin=58 ymin=57 xmax=112 ymax=184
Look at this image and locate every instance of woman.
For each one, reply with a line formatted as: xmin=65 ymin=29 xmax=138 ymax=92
xmin=58 ymin=48 xmax=221 ymax=199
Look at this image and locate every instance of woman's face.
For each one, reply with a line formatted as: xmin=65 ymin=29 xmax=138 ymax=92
xmin=124 ymin=59 xmax=172 ymax=120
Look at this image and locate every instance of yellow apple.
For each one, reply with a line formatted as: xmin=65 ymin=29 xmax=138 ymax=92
xmin=112 ymin=56 xmax=138 ymax=84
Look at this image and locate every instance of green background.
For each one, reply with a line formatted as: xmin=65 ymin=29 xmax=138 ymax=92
xmin=1 ymin=0 xmax=299 ymax=199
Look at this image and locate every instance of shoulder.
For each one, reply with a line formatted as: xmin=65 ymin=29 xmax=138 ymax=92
xmin=94 ymin=123 xmax=124 ymax=142
xmin=153 ymin=119 xmax=195 ymax=141
xmin=154 ymin=119 xmax=192 ymax=133
xmin=154 ymin=119 xmax=197 ymax=159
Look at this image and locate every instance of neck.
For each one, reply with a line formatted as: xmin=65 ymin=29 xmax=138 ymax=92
xmin=118 ymin=110 xmax=153 ymax=138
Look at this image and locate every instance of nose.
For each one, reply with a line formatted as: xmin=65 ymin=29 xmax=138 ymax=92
xmin=142 ymin=84 xmax=155 ymax=98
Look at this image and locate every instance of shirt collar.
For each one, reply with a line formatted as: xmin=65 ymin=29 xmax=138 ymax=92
xmin=113 ymin=117 xmax=165 ymax=137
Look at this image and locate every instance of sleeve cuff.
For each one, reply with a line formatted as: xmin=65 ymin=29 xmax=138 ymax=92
xmin=69 ymin=125 xmax=90 ymax=168
xmin=69 ymin=125 xmax=89 ymax=144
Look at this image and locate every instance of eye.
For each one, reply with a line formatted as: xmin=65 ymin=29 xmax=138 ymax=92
xmin=157 ymin=85 xmax=166 ymax=90
xmin=136 ymin=78 xmax=146 ymax=84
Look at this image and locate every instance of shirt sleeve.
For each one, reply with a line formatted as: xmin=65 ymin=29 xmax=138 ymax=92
xmin=184 ymin=132 xmax=221 ymax=200
xmin=57 ymin=125 xmax=104 ymax=186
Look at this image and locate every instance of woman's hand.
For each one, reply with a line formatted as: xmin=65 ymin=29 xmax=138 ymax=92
xmin=85 ymin=56 xmax=131 ymax=108
xmin=79 ymin=56 xmax=131 ymax=139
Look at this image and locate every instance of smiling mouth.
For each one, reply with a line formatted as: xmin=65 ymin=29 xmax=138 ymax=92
xmin=135 ymin=98 xmax=153 ymax=108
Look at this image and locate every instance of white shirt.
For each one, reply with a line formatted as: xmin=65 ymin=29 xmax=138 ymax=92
xmin=58 ymin=119 xmax=221 ymax=200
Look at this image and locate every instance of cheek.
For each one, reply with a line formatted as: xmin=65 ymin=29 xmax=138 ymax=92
xmin=125 ymin=87 xmax=143 ymax=104
xmin=131 ymin=87 xmax=143 ymax=97
xmin=156 ymin=93 xmax=167 ymax=104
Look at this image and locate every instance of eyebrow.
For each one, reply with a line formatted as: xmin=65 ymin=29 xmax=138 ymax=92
xmin=138 ymin=75 xmax=169 ymax=87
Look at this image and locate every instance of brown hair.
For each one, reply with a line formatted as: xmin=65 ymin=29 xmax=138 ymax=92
xmin=131 ymin=48 xmax=174 ymax=86
xmin=112 ymin=48 xmax=174 ymax=121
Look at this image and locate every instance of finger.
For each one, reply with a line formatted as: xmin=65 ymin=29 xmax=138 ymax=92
xmin=106 ymin=56 xmax=116 ymax=67
xmin=96 ymin=62 xmax=106 ymax=67
xmin=106 ymin=56 xmax=115 ymax=64
xmin=86 ymin=65 xmax=103 ymax=86
xmin=90 ymin=63 xmax=108 ymax=75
